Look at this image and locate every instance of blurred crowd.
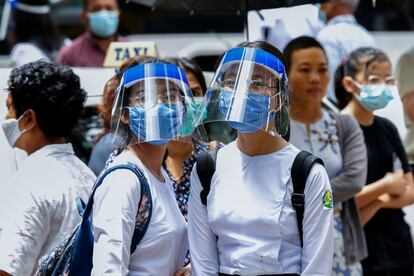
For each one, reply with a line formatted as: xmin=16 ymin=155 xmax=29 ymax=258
xmin=1 ymin=0 xmax=414 ymax=275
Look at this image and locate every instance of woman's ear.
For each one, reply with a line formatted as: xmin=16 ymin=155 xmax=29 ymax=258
xmin=120 ymin=108 xmax=130 ymax=124
xmin=20 ymin=109 xmax=37 ymax=132
xmin=342 ymin=76 xmax=358 ymax=95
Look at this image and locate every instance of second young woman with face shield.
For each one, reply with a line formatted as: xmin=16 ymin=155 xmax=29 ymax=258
xmin=188 ymin=41 xmax=334 ymax=276
xmin=89 ymin=58 xmax=198 ymax=275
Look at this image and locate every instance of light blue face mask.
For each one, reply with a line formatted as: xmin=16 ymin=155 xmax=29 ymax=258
xmin=219 ymin=90 xmax=272 ymax=134
xmin=352 ymin=81 xmax=395 ymax=112
xmin=89 ymin=10 xmax=119 ymax=38
xmin=128 ymin=104 xmax=183 ymax=146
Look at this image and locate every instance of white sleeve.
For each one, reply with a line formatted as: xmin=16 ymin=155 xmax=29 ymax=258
xmin=188 ymin=166 xmax=219 ymax=276
xmin=91 ymin=169 xmax=141 ymax=276
xmin=301 ymin=164 xmax=334 ymax=276
xmin=0 ymin=184 xmax=51 ymax=275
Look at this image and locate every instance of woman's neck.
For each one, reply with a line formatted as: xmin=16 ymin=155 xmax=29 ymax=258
xmin=290 ymin=101 xmax=324 ymax=124
xmin=342 ymin=98 xmax=374 ymax=126
xmin=237 ymin=131 xmax=288 ymax=157
xmin=166 ymin=141 xmax=194 ymax=161
xmin=128 ymin=143 xmax=167 ymax=181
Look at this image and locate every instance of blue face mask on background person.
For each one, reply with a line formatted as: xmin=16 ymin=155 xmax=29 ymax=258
xmin=219 ymin=90 xmax=272 ymax=134
xmin=355 ymin=83 xmax=395 ymax=112
xmin=128 ymin=104 xmax=183 ymax=145
xmin=180 ymin=97 xmax=207 ymax=136
xmin=89 ymin=10 xmax=119 ymax=38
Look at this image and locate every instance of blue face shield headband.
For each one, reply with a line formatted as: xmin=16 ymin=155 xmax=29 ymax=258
xmin=112 ymin=63 xmax=192 ymax=147
xmin=219 ymin=47 xmax=288 ymax=81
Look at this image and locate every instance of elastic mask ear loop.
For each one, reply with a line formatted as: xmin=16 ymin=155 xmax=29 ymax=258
xmin=346 ymin=77 xmax=363 ymax=96
xmin=17 ymin=111 xmax=29 ymax=134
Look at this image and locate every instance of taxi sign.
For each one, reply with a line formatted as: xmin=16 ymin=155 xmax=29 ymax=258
xmin=103 ymin=41 xmax=158 ymax=68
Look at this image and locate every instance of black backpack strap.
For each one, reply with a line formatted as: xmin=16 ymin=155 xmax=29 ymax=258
xmin=291 ymin=150 xmax=324 ymax=247
xmin=196 ymin=148 xmax=219 ymax=206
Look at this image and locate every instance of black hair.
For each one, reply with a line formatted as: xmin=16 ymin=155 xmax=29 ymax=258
xmin=164 ymin=57 xmax=207 ymax=94
xmin=81 ymin=0 xmax=119 ymax=11
xmin=11 ymin=2 xmax=65 ymax=60
xmin=8 ymin=61 xmax=86 ymax=137
xmin=334 ymin=47 xmax=390 ymax=109
xmin=283 ymin=36 xmax=327 ymax=73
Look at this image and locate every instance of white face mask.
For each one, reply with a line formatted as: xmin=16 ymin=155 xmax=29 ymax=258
xmin=1 ymin=114 xmax=27 ymax=148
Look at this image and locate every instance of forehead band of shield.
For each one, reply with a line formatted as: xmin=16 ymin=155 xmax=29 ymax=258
xmin=8 ymin=0 xmax=51 ymax=14
xmin=119 ymin=62 xmax=190 ymax=92
xmin=220 ymin=47 xmax=288 ymax=83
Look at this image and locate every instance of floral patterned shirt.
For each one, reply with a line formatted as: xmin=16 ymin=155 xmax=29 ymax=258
xmin=290 ymin=111 xmax=343 ymax=181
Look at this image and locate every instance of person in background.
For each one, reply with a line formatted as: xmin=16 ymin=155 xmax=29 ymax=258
xmin=8 ymin=0 xmax=70 ymax=67
xmin=317 ymin=0 xmax=375 ymax=103
xmin=396 ymin=48 xmax=414 ymax=172
xmin=56 ymin=0 xmax=126 ymax=67
xmin=335 ymin=47 xmax=414 ymax=276
xmin=163 ymin=57 xmax=216 ymax=220
xmin=285 ymin=36 xmax=367 ymax=276
xmin=0 ymin=61 xmax=96 ymax=275
xmin=188 ymin=41 xmax=334 ymax=276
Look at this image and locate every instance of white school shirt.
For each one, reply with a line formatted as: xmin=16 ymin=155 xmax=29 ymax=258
xmin=91 ymin=149 xmax=188 ymax=276
xmin=0 ymin=143 xmax=95 ymax=275
xmin=188 ymin=142 xmax=334 ymax=276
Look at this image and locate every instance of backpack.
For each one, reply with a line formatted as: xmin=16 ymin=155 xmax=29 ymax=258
xmin=35 ymin=162 xmax=153 ymax=276
xmin=196 ymin=149 xmax=323 ymax=247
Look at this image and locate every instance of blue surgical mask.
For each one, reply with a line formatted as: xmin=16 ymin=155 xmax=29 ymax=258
xmin=89 ymin=10 xmax=119 ymax=38
xmin=180 ymin=97 xmax=207 ymax=136
xmin=128 ymin=104 xmax=183 ymax=145
xmin=219 ymin=90 xmax=272 ymax=134
xmin=354 ymin=83 xmax=395 ymax=112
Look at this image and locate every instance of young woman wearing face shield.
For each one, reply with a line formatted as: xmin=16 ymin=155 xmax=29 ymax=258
xmin=188 ymin=41 xmax=334 ymax=276
xmin=335 ymin=47 xmax=414 ymax=276
xmin=90 ymin=59 xmax=202 ymax=275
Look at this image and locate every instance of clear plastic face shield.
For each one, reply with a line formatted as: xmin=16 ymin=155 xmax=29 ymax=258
xmin=193 ymin=47 xmax=290 ymax=136
xmin=111 ymin=63 xmax=207 ymax=147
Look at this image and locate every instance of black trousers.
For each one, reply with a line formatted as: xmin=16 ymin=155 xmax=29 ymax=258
xmin=363 ymin=264 xmax=414 ymax=276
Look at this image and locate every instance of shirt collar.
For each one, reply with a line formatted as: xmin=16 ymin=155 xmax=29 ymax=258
xmin=29 ymin=143 xmax=74 ymax=160
xmin=85 ymin=31 xmax=125 ymax=53
xmin=328 ymin=14 xmax=357 ymax=26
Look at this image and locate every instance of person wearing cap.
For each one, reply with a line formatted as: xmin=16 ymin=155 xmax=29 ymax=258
xmin=188 ymin=41 xmax=334 ymax=276
xmin=90 ymin=58 xmax=204 ymax=275
xmin=56 ymin=0 xmax=126 ymax=67
xmin=317 ymin=0 xmax=375 ymax=104
xmin=0 ymin=61 xmax=95 ymax=276
xmin=7 ymin=0 xmax=70 ymax=67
